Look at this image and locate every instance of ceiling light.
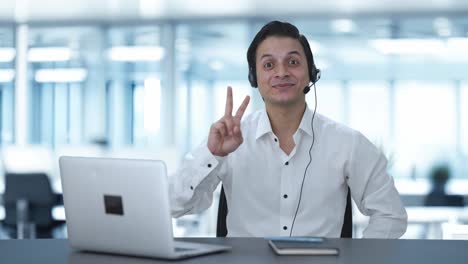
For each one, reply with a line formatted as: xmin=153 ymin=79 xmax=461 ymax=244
xmin=0 ymin=69 xmax=15 ymax=82
xmin=331 ymin=19 xmax=356 ymax=33
xmin=108 ymin=46 xmax=165 ymax=61
xmin=35 ymin=68 xmax=87 ymax=83
xmin=28 ymin=47 xmax=71 ymax=62
xmin=0 ymin=48 xmax=16 ymax=62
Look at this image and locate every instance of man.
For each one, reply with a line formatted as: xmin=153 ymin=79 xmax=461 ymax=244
xmin=170 ymin=21 xmax=407 ymax=238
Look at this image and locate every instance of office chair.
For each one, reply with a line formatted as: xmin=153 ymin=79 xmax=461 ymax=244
xmin=2 ymin=172 xmax=64 ymax=238
xmin=216 ymin=185 xmax=353 ymax=238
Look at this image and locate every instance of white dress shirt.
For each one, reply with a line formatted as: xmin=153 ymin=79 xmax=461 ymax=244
xmin=169 ymin=107 xmax=407 ymax=238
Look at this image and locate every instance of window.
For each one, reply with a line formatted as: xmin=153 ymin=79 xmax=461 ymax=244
xmin=307 ymin=81 xmax=344 ymax=123
xmin=461 ymin=83 xmax=468 ymax=156
xmin=175 ymin=22 xmax=250 ymax=154
xmin=0 ymin=27 xmax=15 ymax=144
xmin=394 ymin=81 xmax=456 ymax=178
xmin=28 ymin=26 xmax=97 ymax=146
xmin=133 ymin=78 xmax=162 ymax=146
xmin=349 ymin=82 xmax=390 ymax=148
xmin=189 ymin=80 xmax=212 ymax=149
xmin=107 ymin=25 xmax=164 ymax=147
xmin=214 ymin=81 xmax=254 ymax=121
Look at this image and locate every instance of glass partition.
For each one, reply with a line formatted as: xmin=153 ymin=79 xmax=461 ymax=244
xmin=0 ymin=26 xmax=15 ymax=144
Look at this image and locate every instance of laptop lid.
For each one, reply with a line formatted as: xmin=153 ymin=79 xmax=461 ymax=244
xmin=59 ymin=156 xmax=176 ymax=258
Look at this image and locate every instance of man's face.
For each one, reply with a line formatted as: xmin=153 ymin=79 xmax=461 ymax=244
xmin=255 ymin=36 xmax=310 ymax=107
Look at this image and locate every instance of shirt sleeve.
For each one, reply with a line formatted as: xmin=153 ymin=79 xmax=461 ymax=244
xmin=169 ymin=140 xmax=229 ymax=218
xmin=346 ymin=133 xmax=408 ymax=239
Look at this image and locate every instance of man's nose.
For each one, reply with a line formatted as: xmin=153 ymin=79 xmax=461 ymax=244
xmin=275 ymin=63 xmax=289 ymax=78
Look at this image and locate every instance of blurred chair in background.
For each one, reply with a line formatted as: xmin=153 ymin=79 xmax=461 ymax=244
xmin=2 ymin=172 xmax=64 ymax=238
xmin=1 ymin=145 xmax=64 ymax=238
xmin=216 ymin=186 xmax=228 ymax=237
xmin=424 ymin=165 xmax=465 ymax=207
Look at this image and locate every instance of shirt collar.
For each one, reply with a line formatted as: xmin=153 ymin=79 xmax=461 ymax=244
xmin=255 ymin=109 xmax=273 ymax=140
xmin=298 ymin=105 xmax=314 ymax=137
xmin=255 ymin=105 xmax=314 ymax=140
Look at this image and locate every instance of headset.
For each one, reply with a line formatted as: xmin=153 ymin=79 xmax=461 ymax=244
xmin=247 ymin=33 xmax=321 ymax=236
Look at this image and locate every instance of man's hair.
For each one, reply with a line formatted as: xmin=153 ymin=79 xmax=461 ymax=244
xmin=246 ymin=21 xmax=316 ymax=87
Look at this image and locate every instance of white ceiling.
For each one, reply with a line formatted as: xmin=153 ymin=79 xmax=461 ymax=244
xmin=0 ymin=0 xmax=467 ymax=22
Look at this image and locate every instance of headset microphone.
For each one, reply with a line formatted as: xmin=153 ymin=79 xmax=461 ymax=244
xmin=303 ymin=69 xmax=321 ymax=94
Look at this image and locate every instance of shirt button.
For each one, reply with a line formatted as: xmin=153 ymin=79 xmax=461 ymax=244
xmin=207 ymin=163 xmax=212 ymax=168
xmin=283 ymin=194 xmax=288 ymax=199
xmin=285 ymin=161 xmax=289 ymax=166
xmin=190 ymin=186 xmax=194 ymax=190
xmin=274 ymin=138 xmax=278 ymax=142
xmin=283 ymin=226 xmax=288 ymax=230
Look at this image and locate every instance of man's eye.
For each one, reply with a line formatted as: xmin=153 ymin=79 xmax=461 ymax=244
xmin=264 ymin=62 xmax=273 ymax=69
xmin=289 ymin=60 xmax=299 ymax=65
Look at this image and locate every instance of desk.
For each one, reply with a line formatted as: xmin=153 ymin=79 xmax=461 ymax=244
xmin=1 ymin=238 xmax=467 ymax=264
xmin=353 ymin=206 xmax=468 ymax=238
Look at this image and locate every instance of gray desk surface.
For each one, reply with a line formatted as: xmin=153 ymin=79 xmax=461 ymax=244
xmin=1 ymin=237 xmax=467 ymax=264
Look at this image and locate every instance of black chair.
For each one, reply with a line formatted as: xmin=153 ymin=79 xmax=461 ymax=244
xmin=2 ymin=172 xmax=64 ymax=238
xmin=216 ymin=185 xmax=353 ymax=238
xmin=216 ymin=186 xmax=229 ymax=237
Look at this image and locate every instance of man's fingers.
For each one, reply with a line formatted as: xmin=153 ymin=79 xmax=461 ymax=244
xmin=233 ymin=125 xmax=243 ymax=142
xmin=223 ymin=117 xmax=234 ymax=136
xmin=224 ymin=86 xmax=233 ymax=117
xmin=218 ymin=122 xmax=228 ymax=137
xmin=212 ymin=122 xmax=227 ymax=137
xmin=235 ymin=95 xmax=250 ymax=119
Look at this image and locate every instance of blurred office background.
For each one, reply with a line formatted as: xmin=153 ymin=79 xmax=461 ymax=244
xmin=1 ymin=0 xmax=468 ymax=239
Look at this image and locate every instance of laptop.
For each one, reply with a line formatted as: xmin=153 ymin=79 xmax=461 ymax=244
xmin=59 ymin=156 xmax=231 ymax=260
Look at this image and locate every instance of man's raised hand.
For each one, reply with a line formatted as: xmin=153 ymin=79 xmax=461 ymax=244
xmin=207 ymin=86 xmax=250 ymax=156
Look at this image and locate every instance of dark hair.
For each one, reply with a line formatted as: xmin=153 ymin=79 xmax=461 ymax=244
xmin=246 ymin=21 xmax=319 ymax=88
xmin=431 ymin=165 xmax=451 ymax=184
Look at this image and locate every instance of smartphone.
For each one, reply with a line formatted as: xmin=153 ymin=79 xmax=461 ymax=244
xmin=268 ymin=238 xmax=339 ymax=256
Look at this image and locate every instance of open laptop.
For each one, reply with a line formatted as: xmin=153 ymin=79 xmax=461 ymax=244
xmin=59 ymin=156 xmax=231 ymax=260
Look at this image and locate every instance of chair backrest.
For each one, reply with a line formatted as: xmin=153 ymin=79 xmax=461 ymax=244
xmin=340 ymin=188 xmax=353 ymax=238
xmin=3 ymin=172 xmax=56 ymax=228
xmin=216 ymin=186 xmax=229 ymax=237
xmin=216 ymin=186 xmax=353 ymax=238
